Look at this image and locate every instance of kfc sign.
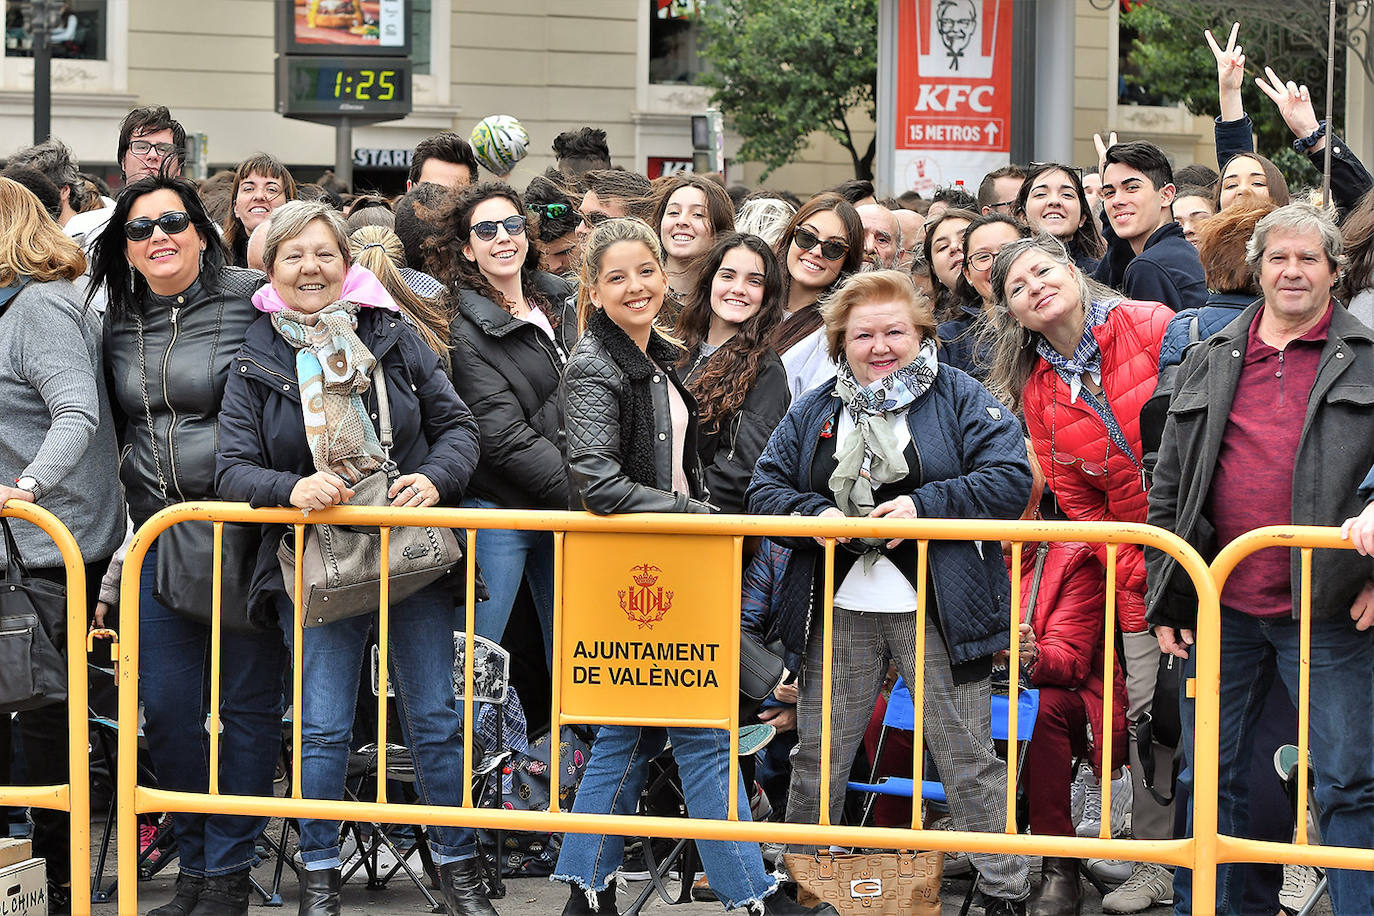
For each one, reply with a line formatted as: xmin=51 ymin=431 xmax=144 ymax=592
xmin=892 ymin=0 xmax=1013 ymax=191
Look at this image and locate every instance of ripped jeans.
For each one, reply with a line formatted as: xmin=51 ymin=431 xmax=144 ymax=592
xmin=552 ymin=724 xmax=778 ymax=911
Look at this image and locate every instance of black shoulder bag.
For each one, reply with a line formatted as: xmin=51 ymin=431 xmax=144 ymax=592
xmin=0 ymin=517 xmax=68 ymax=711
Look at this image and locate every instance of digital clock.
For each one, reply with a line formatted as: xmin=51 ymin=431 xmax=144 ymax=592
xmin=277 ymin=55 xmax=413 ymax=118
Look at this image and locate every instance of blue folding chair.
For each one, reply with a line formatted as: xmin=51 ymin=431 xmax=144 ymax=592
xmin=846 ymin=676 xmax=1040 ymax=915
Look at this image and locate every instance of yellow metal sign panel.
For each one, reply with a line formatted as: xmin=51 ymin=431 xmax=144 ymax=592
xmin=559 ymin=532 xmax=738 ymax=727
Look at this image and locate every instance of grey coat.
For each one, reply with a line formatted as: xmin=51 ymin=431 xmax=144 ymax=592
xmin=1145 ymin=299 xmax=1374 ymax=630
xmin=0 ymin=279 xmax=124 ymax=567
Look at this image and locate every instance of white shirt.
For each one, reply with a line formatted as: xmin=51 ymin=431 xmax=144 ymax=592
xmin=781 ymin=325 xmax=837 ymax=400
xmin=830 ymin=407 xmax=920 ymax=613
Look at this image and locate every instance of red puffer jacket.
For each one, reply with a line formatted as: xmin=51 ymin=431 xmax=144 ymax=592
xmin=1019 ymin=541 xmax=1128 ymax=776
xmin=1022 ymin=299 xmax=1172 ymax=632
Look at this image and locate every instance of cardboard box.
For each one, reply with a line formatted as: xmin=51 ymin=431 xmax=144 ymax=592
xmin=0 ymin=857 xmax=47 ymax=916
xmin=0 ymin=842 xmax=31 ymax=872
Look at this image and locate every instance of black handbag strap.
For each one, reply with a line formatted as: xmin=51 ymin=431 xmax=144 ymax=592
xmin=1 ymin=515 xmax=30 ymax=582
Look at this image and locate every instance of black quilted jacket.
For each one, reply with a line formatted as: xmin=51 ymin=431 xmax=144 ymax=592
xmin=559 ymin=311 xmax=712 ymax=515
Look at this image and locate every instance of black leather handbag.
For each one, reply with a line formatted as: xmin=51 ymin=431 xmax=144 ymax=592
xmin=739 ymin=631 xmax=787 ymax=720
xmin=0 ymin=517 xmax=68 ymax=712
xmin=153 ymin=520 xmax=257 ymax=632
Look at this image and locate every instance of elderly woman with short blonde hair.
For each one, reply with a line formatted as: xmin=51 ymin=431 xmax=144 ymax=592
xmin=748 ymin=269 xmax=1034 ymax=916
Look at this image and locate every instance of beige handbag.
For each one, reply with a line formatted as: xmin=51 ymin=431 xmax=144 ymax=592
xmin=279 ymin=365 xmax=462 ymax=627
xmin=783 ymin=850 xmax=942 ymax=915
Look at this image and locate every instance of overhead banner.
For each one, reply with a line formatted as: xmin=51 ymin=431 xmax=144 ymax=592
xmin=893 ymin=0 xmax=1013 ymax=195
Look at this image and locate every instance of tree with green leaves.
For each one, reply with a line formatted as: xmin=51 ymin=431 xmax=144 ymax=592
xmin=698 ymin=0 xmax=877 ymax=181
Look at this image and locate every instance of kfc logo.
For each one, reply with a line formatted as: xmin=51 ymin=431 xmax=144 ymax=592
xmin=916 ymin=0 xmax=1002 ymax=80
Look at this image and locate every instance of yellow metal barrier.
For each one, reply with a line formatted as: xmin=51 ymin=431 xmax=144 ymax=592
xmin=0 ymin=500 xmax=91 ymax=908
xmin=115 ymin=503 xmax=1219 ymax=914
xmin=1206 ymin=526 xmax=1374 ymax=880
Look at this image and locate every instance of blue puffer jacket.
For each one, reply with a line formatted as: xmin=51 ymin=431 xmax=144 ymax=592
xmin=746 ymin=366 xmax=1032 ymax=667
xmin=1156 ymin=291 xmax=1256 ymax=373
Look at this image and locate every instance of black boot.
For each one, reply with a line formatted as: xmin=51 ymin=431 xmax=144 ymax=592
xmin=437 ymin=858 xmax=498 ymax=916
xmin=1028 ymin=856 xmax=1081 ymax=916
xmin=147 ymin=873 xmax=205 ymax=916
xmin=760 ymin=890 xmax=840 ymax=914
xmin=186 ymin=869 xmax=250 ymax=916
xmin=297 ymin=867 xmax=341 ymax=916
xmin=559 ymin=882 xmax=617 ymax=915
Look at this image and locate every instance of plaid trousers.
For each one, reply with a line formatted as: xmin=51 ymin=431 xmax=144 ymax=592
xmin=785 ymin=607 xmax=1030 ymax=902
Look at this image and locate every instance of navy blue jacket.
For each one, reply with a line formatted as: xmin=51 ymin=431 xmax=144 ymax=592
xmin=1156 ymin=291 xmax=1256 ymax=373
xmin=936 ymin=301 xmax=991 ymax=383
xmin=1215 ymin=115 xmax=1373 ymax=220
xmin=746 ymin=367 xmax=1031 ymax=667
xmin=216 ymin=307 xmax=481 ymax=626
xmin=1093 ymin=219 xmax=1205 ymax=314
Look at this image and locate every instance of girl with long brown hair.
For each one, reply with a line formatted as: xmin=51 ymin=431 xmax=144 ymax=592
xmin=674 ymin=232 xmax=790 ymax=512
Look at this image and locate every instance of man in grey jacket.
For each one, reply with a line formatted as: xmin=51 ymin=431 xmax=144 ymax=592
xmin=1146 ymin=203 xmax=1374 ymax=915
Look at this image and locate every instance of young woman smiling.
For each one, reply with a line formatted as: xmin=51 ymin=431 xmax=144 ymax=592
xmin=769 ymin=192 xmax=864 ymax=399
xmin=555 ymin=218 xmax=830 ymax=916
xmin=222 ymin=152 xmax=297 ymax=268
xmin=922 ymin=206 xmax=977 ymax=323
xmin=429 ymin=181 xmax=577 ymax=666
xmin=1014 ymin=163 xmax=1104 ymax=273
xmin=937 ymin=212 xmax=1027 ymax=382
xmin=674 ymin=232 xmax=791 ymax=513
xmin=651 ymin=174 xmax=736 ymax=312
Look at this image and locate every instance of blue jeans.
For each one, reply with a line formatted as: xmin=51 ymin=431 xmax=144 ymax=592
xmin=552 ymin=725 xmax=778 ymax=911
xmin=139 ymin=547 xmax=288 ymax=876
xmin=463 ymin=497 xmax=556 ymax=667
xmin=276 ymin=582 xmax=476 ymax=868
xmin=1172 ymin=606 xmax=1374 ymax=915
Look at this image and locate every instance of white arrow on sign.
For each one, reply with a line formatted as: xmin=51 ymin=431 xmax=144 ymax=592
xmin=984 ymin=122 xmax=1000 ymax=145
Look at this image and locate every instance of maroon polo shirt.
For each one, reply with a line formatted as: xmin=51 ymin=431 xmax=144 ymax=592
xmin=1207 ymin=302 xmax=1333 ymax=617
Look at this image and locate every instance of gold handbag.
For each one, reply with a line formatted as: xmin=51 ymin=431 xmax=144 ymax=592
xmin=783 ymin=850 xmax=942 ymax=915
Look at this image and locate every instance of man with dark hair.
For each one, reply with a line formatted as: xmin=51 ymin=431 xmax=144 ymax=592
xmin=575 ymin=168 xmax=652 ymax=249
xmin=829 ymin=178 xmax=876 ymax=207
xmin=977 ymin=164 xmax=1025 ymax=215
xmin=116 ymin=105 xmax=185 ymax=182
xmin=6 ymin=138 xmax=88 ymax=226
xmin=407 ymin=132 xmax=479 ymax=190
xmin=393 ymin=182 xmax=455 ymax=297
xmin=928 ymin=183 xmax=977 ymax=218
xmin=524 ymin=172 xmax=581 ymax=275
xmin=1094 ymin=140 xmax=1206 ymax=312
xmin=552 ymin=127 xmax=611 ymax=176
xmin=1149 ymin=203 xmax=1374 ymax=916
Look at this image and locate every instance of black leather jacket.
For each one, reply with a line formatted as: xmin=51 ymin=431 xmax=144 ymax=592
xmin=104 ymin=266 xmax=265 ymax=526
xmin=448 ymin=272 xmax=576 ymax=509
xmin=560 ymin=323 xmax=711 ymax=515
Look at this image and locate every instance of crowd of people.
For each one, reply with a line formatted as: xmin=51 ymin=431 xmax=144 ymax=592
xmin=6 ymin=20 xmax=1374 ymax=916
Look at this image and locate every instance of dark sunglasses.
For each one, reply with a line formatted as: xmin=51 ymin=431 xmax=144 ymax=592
xmin=470 ymin=215 xmax=527 ymax=241
xmin=124 ymin=211 xmax=192 ymax=241
xmin=527 ymin=202 xmax=569 ymax=219
xmin=792 ymin=226 xmax=849 ymax=261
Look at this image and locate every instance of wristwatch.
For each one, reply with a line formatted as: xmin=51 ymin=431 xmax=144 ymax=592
xmin=15 ymin=476 xmax=40 ymax=498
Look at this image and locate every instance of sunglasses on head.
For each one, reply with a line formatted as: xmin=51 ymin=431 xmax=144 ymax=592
xmin=527 ymin=202 xmax=569 ymax=219
xmin=792 ymin=226 xmax=849 ymax=261
xmin=470 ymin=215 xmax=527 ymax=241
xmin=124 ymin=211 xmax=192 ymax=241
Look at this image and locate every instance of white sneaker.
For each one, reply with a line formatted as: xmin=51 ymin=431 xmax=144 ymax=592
xmin=1278 ymin=863 xmax=1320 ymax=912
xmin=1109 ymin=771 xmax=1133 ymax=838
xmin=1086 ymin=858 xmax=1135 ymax=887
xmin=1076 ymin=771 xmax=1102 ymax=837
xmin=1102 ymin=862 xmax=1173 ymax=914
xmin=1070 ymin=762 xmax=1091 ymax=829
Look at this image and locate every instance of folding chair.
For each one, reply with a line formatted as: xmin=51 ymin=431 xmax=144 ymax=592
xmin=847 ymin=676 xmax=1040 ymax=916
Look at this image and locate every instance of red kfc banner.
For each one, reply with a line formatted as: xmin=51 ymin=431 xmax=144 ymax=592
xmin=893 ymin=0 xmax=1013 ymax=194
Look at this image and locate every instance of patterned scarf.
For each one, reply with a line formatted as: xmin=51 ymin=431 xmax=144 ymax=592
xmin=829 ymin=336 xmax=939 ymax=538
xmin=270 ymin=301 xmax=385 ymax=483
xmin=1035 ymin=297 xmax=1113 ymax=402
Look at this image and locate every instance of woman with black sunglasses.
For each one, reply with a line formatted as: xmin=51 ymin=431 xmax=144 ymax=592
xmin=768 ymin=193 xmax=864 ymax=399
xmin=429 ymin=181 xmax=576 ymax=667
xmin=88 ymin=174 xmax=288 ymax=916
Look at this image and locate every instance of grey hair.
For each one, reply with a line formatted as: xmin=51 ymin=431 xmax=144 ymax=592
xmin=1245 ymin=202 xmax=1345 ymax=272
xmin=261 ymin=200 xmax=352 ymax=276
xmin=7 ymin=138 xmax=88 ymax=211
xmin=735 ymin=197 xmax=796 ymax=249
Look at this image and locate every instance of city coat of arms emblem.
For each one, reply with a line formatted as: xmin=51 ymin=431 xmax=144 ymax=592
xmin=618 ymin=563 xmax=674 ymax=629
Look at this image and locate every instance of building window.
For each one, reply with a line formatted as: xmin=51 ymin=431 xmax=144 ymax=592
xmin=410 ymin=0 xmax=430 ymax=75
xmin=650 ymin=0 xmax=705 ymax=85
xmin=5 ymin=1 xmax=106 ymax=60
